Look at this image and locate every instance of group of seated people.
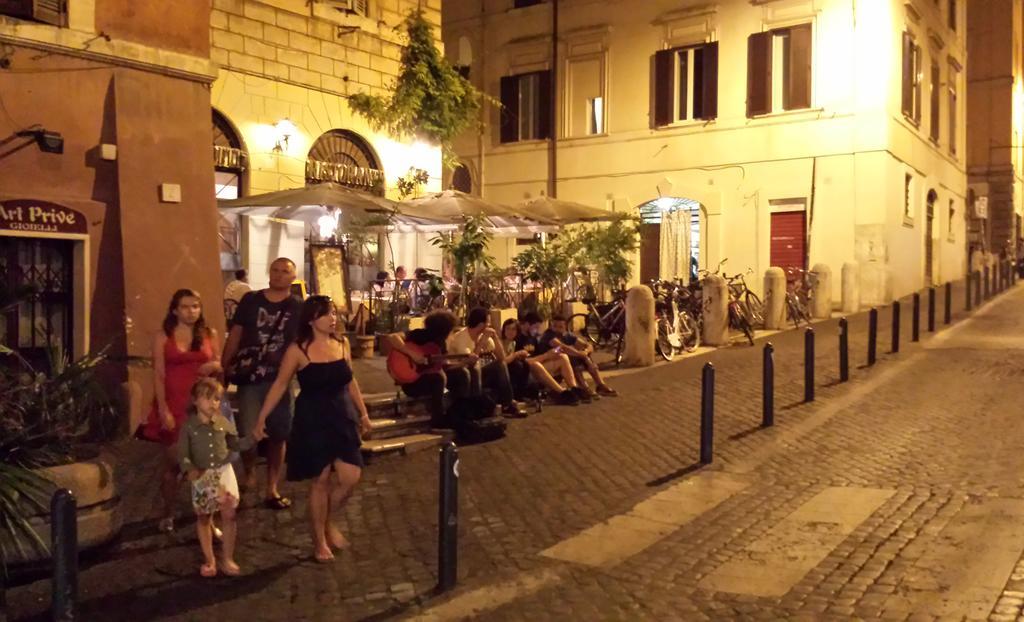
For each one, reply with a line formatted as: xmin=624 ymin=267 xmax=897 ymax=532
xmin=387 ymin=308 xmax=618 ymax=427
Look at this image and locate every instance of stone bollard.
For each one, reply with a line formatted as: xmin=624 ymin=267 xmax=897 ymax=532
xmin=763 ymin=267 xmax=787 ymax=330
xmin=811 ymin=263 xmax=832 ymax=319
xmin=702 ymin=274 xmax=729 ymax=346
xmin=622 ymin=285 xmax=656 ymax=366
xmin=841 ymin=262 xmax=860 ymax=313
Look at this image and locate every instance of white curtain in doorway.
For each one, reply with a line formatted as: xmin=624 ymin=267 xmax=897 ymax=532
xmin=659 ymin=208 xmax=691 ymax=281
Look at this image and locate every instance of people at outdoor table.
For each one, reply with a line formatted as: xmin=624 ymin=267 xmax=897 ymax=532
xmin=501 ymin=318 xmax=580 ymax=406
xmin=447 ymin=308 xmax=527 ymax=417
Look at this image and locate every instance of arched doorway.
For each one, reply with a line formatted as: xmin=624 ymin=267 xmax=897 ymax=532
xmin=636 ymin=197 xmax=702 ymax=284
xmin=212 ymin=109 xmax=247 ymax=199
xmin=305 ymin=129 xmax=385 ymax=194
xmin=451 ymin=162 xmax=472 ymax=193
xmin=926 ymin=189 xmax=937 ymax=284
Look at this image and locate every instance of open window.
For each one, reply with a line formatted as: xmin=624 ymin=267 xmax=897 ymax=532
xmin=654 ymin=42 xmax=718 ymax=126
xmin=747 ymin=24 xmax=812 ymax=117
xmin=499 ymin=71 xmax=552 ymax=143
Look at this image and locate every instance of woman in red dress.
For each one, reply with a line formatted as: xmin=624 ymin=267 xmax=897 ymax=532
xmin=139 ymin=289 xmax=222 ymax=532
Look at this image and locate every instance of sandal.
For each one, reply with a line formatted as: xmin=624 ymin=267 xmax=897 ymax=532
xmin=158 ymin=517 xmax=174 ymax=533
xmin=264 ymin=495 xmax=292 ymax=510
xmin=596 ymin=385 xmax=618 ymax=397
xmin=314 ymin=548 xmax=336 ymax=563
xmin=200 ymin=563 xmax=217 ymax=578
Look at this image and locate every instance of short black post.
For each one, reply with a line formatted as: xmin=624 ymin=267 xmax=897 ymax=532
xmin=51 ymin=489 xmax=77 ymax=622
xmin=868 ymin=308 xmax=878 ymax=366
xmin=967 ymin=273 xmax=975 ymax=311
xmin=839 ymin=318 xmax=849 ymax=382
xmin=891 ymin=301 xmax=901 ymax=354
xmin=911 ymin=293 xmax=920 ymax=342
xmin=762 ymin=343 xmax=774 ymax=427
xmin=944 ymin=281 xmax=952 ymax=324
xmin=437 ymin=443 xmax=459 ymax=593
xmin=984 ymin=266 xmax=990 ymax=299
xmin=700 ymin=363 xmax=714 ymax=465
xmin=804 ymin=328 xmax=815 ymax=402
xmin=927 ymin=287 xmax=936 ymax=332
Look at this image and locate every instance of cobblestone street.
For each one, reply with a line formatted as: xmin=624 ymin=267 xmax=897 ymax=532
xmin=7 ymin=279 xmax=1024 ymax=621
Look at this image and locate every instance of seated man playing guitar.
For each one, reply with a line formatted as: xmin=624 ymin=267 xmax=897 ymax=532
xmin=448 ymin=308 xmax=527 ymax=418
xmin=386 ymin=310 xmax=471 ymax=428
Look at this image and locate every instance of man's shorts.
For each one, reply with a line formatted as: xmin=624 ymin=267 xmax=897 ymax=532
xmin=236 ymin=381 xmax=294 ymax=443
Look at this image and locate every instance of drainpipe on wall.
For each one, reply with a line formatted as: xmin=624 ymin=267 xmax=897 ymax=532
xmin=549 ymin=0 xmax=558 ymax=199
xmin=478 ymin=0 xmax=486 ymax=196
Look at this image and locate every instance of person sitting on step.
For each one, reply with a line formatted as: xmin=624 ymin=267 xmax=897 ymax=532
xmin=500 ymin=318 xmax=580 ymax=406
xmin=539 ymin=314 xmax=618 ymax=398
xmin=517 ymin=311 xmax=592 ymax=403
xmin=447 ymin=308 xmax=528 ymax=417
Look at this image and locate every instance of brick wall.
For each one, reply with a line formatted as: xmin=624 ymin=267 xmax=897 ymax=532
xmin=210 ymin=0 xmax=441 ymax=97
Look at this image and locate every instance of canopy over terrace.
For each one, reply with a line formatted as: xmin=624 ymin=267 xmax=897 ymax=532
xmin=514 ymin=196 xmax=623 ymax=225
xmin=398 ymin=190 xmax=558 ymax=236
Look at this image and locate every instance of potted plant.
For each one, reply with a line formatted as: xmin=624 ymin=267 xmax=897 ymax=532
xmin=432 ymin=213 xmax=496 ymax=317
xmin=512 ymin=238 xmax=572 ymax=319
xmin=0 ymin=288 xmax=122 ymax=573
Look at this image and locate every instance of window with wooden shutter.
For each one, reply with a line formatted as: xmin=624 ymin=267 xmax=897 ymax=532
xmin=653 ymin=43 xmax=718 ymax=128
xmin=536 ymin=70 xmax=552 ymax=140
xmin=653 ymin=50 xmax=674 ymax=127
xmin=747 ymin=32 xmax=772 ymax=117
xmin=697 ymin=42 xmax=719 ymax=120
xmin=783 ymin=25 xmax=812 ymax=111
xmin=499 ymin=75 xmax=519 ymax=143
xmin=948 ymin=0 xmax=957 ymax=31
xmin=929 ymin=61 xmax=940 ymax=142
xmin=0 ymin=0 xmax=66 ymax=26
xmin=499 ymin=71 xmax=551 ymax=143
xmin=948 ymin=61 xmax=959 ymax=155
xmin=901 ymin=33 xmax=922 ymax=125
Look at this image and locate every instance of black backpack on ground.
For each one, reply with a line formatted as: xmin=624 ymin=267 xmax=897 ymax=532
xmin=447 ymin=395 xmax=507 ymax=443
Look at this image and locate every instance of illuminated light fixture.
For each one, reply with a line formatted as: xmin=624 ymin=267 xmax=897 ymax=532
xmin=317 ymin=209 xmax=341 ymax=239
xmin=273 ymin=118 xmax=297 ymax=153
xmin=654 ymin=196 xmax=677 ymax=211
xmin=16 ymin=128 xmax=64 ymax=154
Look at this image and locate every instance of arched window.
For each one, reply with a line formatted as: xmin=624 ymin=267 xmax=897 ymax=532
xmin=305 ymin=129 xmax=384 ymax=194
xmin=451 ymin=163 xmax=472 ymax=193
xmin=212 ymin=110 xmax=247 ymax=199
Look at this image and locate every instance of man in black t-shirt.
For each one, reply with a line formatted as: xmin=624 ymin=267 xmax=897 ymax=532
xmin=222 ymin=258 xmax=302 ymax=509
xmin=386 ymin=310 xmax=471 ymax=427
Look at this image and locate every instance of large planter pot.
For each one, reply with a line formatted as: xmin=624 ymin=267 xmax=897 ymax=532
xmin=1 ymin=453 xmax=122 ymax=565
xmin=352 ymin=334 xmax=376 ymax=359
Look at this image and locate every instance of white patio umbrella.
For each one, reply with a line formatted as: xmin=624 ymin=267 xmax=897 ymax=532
xmin=399 ymin=190 xmax=527 ymax=222
xmin=514 ymin=196 xmax=622 ymax=225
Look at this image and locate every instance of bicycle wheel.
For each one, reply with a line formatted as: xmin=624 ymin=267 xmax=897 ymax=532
xmin=731 ymin=305 xmax=755 ymax=346
xmin=679 ymin=310 xmax=701 ymax=352
xmin=655 ymin=316 xmax=675 ymax=362
xmin=614 ymin=331 xmax=625 ymax=366
xmin=745 ymin=291 xmax=764 ymax=328
xmin=786 ymin=295 xmax=804 ymax=327
xmin=573 ymin=313 xmax=606 ymax=347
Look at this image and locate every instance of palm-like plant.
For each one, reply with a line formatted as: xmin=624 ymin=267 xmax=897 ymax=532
xmin=431 ymin=214 xmax=497 ymax=315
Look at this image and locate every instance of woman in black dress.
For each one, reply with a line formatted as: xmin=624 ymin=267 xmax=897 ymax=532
xmin=254 ymin=296 xmax=372 ymax=562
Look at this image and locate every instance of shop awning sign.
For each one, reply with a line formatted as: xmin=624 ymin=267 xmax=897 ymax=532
xmin=0 ymin=200 xmax=88 ymax=235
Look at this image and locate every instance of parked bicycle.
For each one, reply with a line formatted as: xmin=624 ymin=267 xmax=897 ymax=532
xmin=700 ymin=259 xmax=756 ymax=346
xmin=784 ymin=267 xmax=816 ymax=327
xmin=650 ymin=280 xmax=701 ymax=361
xmin=571 ymin=291 xmax=627 ymax=365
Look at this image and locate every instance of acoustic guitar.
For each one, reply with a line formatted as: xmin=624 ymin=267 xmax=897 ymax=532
xmin=386 ymin=341 xmax=472 ymax=384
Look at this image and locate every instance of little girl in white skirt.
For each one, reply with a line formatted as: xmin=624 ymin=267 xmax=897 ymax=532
xmin=178 ymin=378 xmax=241 ymax=577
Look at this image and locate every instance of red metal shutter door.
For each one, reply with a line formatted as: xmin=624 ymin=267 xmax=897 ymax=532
xmin=770 ymin=212 xmax=806 ymax=272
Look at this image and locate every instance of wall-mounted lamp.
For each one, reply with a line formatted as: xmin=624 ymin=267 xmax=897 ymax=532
xmin=273 ymin=118 xmax=297 ymax=153
xmin=16 ymin=128 xmax=64 ymax=154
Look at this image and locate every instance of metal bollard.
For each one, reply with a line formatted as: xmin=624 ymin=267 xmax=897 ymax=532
xmin=891 ymin=301 xmax=901 ymax=354
xmin=868 ymin=308 xmax=878 ymax=366
xmin=804 ymin=328 xmax=815 ymax=402
xmin=912 ymin=293 xmax=920 ymax=342
xmin=437 ymin=443 xmax=459 ymax=593
xmin=927 ymin=287 xmax=936 ymax=333
xmin=975 ymin=270 xmax=982 ymax=305
xmin=700 ymin=363 xmax=714 ymax=465
xmin=984 ymin=266 xmax=990 ymax=299
xmin=51 ymin=489 xmax=77 ymax=622
xmin=944 ymin=281 xmax=952 ymax=324
xmin=838 ymin=318 xmax=849 ymax=382
xmin=762 ymin=343 xmax=774 ymax=427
